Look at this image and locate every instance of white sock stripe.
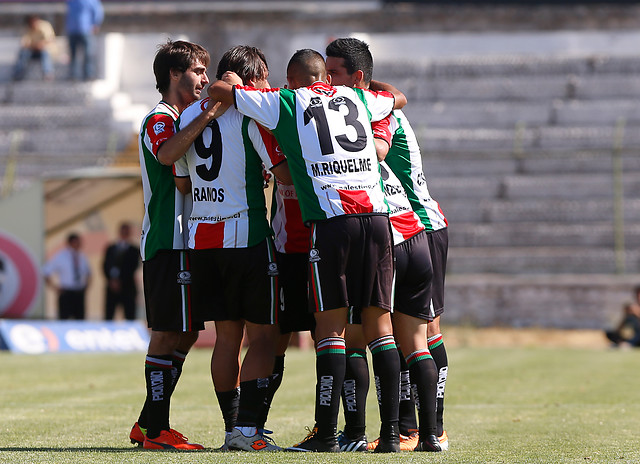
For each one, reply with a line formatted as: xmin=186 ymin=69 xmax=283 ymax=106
xmin=317 ymin=337 xmax=346 ymax=349
xmin=368 ymin=334 xmax=395 ymax=350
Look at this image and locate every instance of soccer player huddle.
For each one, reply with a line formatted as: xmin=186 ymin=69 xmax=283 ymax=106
xmin=132 ymin=37 xmax=449 ymax=453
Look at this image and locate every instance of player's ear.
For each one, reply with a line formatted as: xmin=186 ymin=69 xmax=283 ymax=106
xmin=326 ymin=73 xmax=332 ymax=85
xmin=353 ymin=70 xmax=364 ymax=87
xmin=169 ymin=67 xmax=181 ymax=82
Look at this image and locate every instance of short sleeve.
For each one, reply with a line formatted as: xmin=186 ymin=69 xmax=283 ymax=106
xmin=173 ymin=155 xmax=189 ymax=178
xmin=361 ymin=88 xmax=395 ymax=122
xmin=248 ymin=121 xmax=287 ymax=169
xmin=143 ymin=113 xmax=177 ymax=160
xmin=234 ymin=86 xmax=283 ymax=130
xmin=372 ymin=115 xmax=393 ymax=146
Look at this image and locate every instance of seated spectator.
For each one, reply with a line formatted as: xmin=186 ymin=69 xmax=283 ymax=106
xmin=13 ymin=15 xmax=56 ymax=81
xmin=605 ymin=286 xmax=640 ymax=348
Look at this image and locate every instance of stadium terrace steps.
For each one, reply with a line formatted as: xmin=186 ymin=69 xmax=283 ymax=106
xmin=0 ymin=104 xmax=112 ymax=129
xmin=444 ymin=274 xmax=639 ymax=329
xmin=448 ymin=247 xmax=640 ymax=275
xmin=415 ymin=124 xmax=640 ymax=153
xmin=0 ymin=127 xmax=116 ymax=156
xmin=0 ymin=78 xmax=94 ymax=105
xmin=376 ymin=55 xmax=640 ymax=80
xmin=427 ymin=173 xmax=640 ymax=201
xmin=397 ymin=74 xmax=640 ymax=103
xmin=449 ymin=222 xmax=640 ymax=248
xmin=403 ymin=99 xmax=640 ymax=129
xmin=443 ymin=198 xmax=640 ymax=225
xmin=425 ymin=152 xmax=640 ymax=177
xmin=552 ymin=99 xmax=640 ymax=126
xmin=403 ymin=101 xmax=551 ymax=129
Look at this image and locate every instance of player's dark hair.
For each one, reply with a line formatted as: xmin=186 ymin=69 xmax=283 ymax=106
xmin=325 ymin=37 xmax=373 ymax=84
xmin=67 ymin=233 xmax=80 ymax=245
xmin=287 ymin=49 xmax=326 ymax=85
xmin=153 ymin=40 xmax=210 ymax=95
xmin=216 ymin=45 xmax=268 ymax=84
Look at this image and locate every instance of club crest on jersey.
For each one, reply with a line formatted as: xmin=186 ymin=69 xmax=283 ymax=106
xmin=310 ymin=82 xmax=336 ymax=97
xmin=153 ymin=121 xmax=166 ymax=135
xmin=267 ymin=262 xmax=279 ymax=277
xmin=177 ymin=270 xmax=191 ymax=285
xmin=309 ymin=248 xmax=321 ymax=263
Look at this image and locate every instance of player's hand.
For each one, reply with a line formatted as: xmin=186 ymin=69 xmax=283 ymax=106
xmin=221 ymin=71 xmax=243 ymax=86
xmin=205 ymin=98 xmax=230 ymax=118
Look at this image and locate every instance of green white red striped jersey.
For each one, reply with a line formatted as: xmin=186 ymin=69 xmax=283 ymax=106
xmin=271 ymin=179 xmax=309 ymax=254
xmin=174 ymin=98 xmax=286 ymax=249
xmin=138 ymin=100 xmax=191 ymax=261
xmin=380 ymin=161 xmax=425 ymax=245
xmin=233 ymin=82 xmax=395 ymax=223
xmin=385 ymin=110 xmax=447 ymax=232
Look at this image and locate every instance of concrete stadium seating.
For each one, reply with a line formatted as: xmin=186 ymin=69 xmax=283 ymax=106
xmin=1 ymin=23 xmax=639 ymax=328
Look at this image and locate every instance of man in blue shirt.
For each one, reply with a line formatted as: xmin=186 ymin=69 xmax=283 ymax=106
xmin=65 ymin=0 xmax=103 ymax=81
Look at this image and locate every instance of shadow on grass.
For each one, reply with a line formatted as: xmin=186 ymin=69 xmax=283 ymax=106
xmin=0 ymin=447 xmax=221 ymax=452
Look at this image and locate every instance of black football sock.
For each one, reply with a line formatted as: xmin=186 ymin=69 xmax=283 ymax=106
xmin=169 ymin=349 xmax=187 ymax=394
xmin=406 ymin=349 xmax=438 ymax=438
xmin=215 ymin=387 xmax=240 ymax=432
xmin=236 ymin=377 xmax=270 ymax=428
xmin=342 ymin=348 xmax=368 ymax=439
xmin=136 ymin=401 xmax=149 ymax=430
xmin=428 ymin=333 xmax=449 ymax=437
xmin=397 ymin=347 xmax=418 ymax=435
xmin=314 ymin=337 xmax=346 ymax=439
xmin=144 ymin=355 xmax=173 ymax=439
xmin=256 ymin=354 xmax=285 ymax=430
xmin=368 ymin=335 xmax=400 ymax=435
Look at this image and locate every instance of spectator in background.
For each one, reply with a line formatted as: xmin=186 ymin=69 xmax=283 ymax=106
xmin=605 ymin=285 xmax=640 ymax=348
xmin=65 ymin=0 xmax=103 ymax=81
xmin=12 ymin=15 xmax=56 ymax=81
xmin=102 ymin=222 xmax=140 ymax=321
xmin=43 ymin=232 xmax=92 ymax=320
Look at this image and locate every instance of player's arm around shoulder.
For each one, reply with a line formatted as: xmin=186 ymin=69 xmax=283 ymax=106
xmin=370 ymin=79 xmax=407 ymax=110
xmin=207 ymin=71 xmax=242 ymax=105
xmin=157 ymin=98 xmax=228 ymax=166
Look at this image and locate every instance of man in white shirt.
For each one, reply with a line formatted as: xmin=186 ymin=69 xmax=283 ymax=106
xmin=43 ymin=232 xmax=91 ymax=319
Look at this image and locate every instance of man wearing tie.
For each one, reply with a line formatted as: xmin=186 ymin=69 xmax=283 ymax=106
xmin=43 ymin=232 xmax=92 ymax=320
xmin=102 ymin=222 xmax=140 ymax=320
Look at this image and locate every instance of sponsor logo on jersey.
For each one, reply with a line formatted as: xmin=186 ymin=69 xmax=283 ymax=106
xmin=384 ymin=183 xmax=404 ymax=197
xmin=152 ymin=121 xmax=166 ymax=135
xmin=177 ymin=270 xmax=192 ymax=285
xmin=277 ymin=184 xmax=298 ymax=200
xmin=267 ymin=261 xmax=279 ymax=277
xmin=309 ymin=248 xmax=321 ymax=263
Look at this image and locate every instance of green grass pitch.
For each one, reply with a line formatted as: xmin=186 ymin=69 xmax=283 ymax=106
xmin=1 ymin=343 xmax=639 ymax=463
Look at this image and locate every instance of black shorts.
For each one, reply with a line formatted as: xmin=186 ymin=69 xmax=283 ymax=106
xmin=308 ymin=214 xmax=393 ymax=313
xmin=427 ymin=227 xmax=448 ymax=318
xmin=190 ymin=238 xmax=279 ymax=325
xmin=143 ymin=250 xmax=205 ymax=332
xmin=276 ymin=251 xmax=316 ymax=334
xmin=394 ymin=230 xmax=434 ymax=321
